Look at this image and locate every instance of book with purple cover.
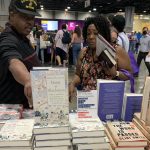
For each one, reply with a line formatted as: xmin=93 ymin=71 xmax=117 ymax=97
xmin=97 ymin=79 xmax=125 ymax=121
xmin=122 ymin=93 xmax=143 ymax=121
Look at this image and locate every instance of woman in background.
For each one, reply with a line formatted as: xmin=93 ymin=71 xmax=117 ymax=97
xmin=69 ymin=16 xmax=132 ymax=100
xmin=71 ymin=25 xmax=83 ymax=66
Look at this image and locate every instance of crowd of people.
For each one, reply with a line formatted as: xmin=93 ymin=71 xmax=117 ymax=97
xmin=0 ymin=0 xmax=150 ymax=107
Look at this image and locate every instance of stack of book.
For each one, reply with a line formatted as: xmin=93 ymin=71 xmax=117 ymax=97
xmin=0 ymin=119 xmax=34 ymax=150
xmin=31 ymin=67 xmax=72 ymax=150
xmin=69 ymin=113 xmax=110 ymax=150
xmin=133 ymin=113 xmax=150 ymax=149
xmin=122 ymin=93 xmax=143 ymax=121
xmin=33 ymin=124 xmax=71 ymax=150
xmin=106 ymin=121 xmax=148 ymax=150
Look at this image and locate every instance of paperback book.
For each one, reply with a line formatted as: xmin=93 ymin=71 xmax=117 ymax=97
xmin=96 ymin=34 xmax=116 ymax=68
xmin=122 ymin=93 xmax=143 ymax=121
xmin=0 ymin=119 xmax=34 ymax=147
xmin=69 ymin=113 xmax=105 ymax=138
xmin=31 ymin=67 xmax=69 ymax=126
xmin=97 ymin=79 xmax=125 ymax=121
xmin=77 ymin=90 xmax=98 ymax=121
xmin=105 ymin=127 xmax=145 ymax=150
xmin=134 ymin=113 xmax=150 ymax=134
xmin=106 ymin=121 xmax=148 ymax=147
xmin=0 ymin=104 xmax=23 ymax=120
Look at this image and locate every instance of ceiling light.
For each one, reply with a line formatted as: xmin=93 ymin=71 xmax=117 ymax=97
xmin=143 ymin=10 xmax=147 ymax=13
xmin=65 ymin=9 xmax=68 ymax=11
xmin=107 ymin=2 xmax=111 ymax=4
xmin=41 ymin=7 xmax=44 ymax=10
xmin=93 ymin=8 xmax=97 ymax=11
xmin=99 ymin=6 xmax=103 ymax=8
xmin=40 ymin=5 xmax=43 ymax=7
xmin=89 ymin=10 xmax=91 ymax=12
xmin=119 ymin=9 xmax=122 ymax=12
xmin=67 ymin=6 xmax=71 ymax=9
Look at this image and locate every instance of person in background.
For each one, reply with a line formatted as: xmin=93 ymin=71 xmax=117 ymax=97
xmin=112 ymin=15 xmax=129 ymax=52
xmin=0 ymin=0 xmax=41 ymax=108
xmin=0 ymin=26 xmax=4 ymax=34
xmin=110 ymin=26 xmax=118 ymax=45
xmin=69 ymin=16 xmax=132 ymax=100
xmin=71 ymin=25 xmax=82 ymax=66
xmin=137 ymin=27 xmax=150 ymax=76
xmin=35 ymin=25 xmax=43 ymax=58
xmin=129 ymin=31 xmax=137 ymax=53
xmin=135 ymin=31 xmax=142 ymax=54
xmin=54 ymin=24 xmax=70 ymax=66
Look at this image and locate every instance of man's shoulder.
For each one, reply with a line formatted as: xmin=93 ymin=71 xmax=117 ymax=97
xmin=0 ymin=30 xmax=18 ymax=42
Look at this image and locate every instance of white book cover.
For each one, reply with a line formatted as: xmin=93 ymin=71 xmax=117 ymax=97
xmin=31 ymin=68 xmax=69 ymax=126
xmin=77 ymin=90 xmax=98 ymax=121
xmin=69 ymin=113 xmax=104 ymax=137
xmin=0 ymin=119 xmax=34 ymax=147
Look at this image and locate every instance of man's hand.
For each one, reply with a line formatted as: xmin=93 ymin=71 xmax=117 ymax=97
xmin=24 ymin=80 xmax=33 ymax=108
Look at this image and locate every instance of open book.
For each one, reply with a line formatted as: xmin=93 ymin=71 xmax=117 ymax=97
xmin=96 ymin=34 xmax=116 ymax=68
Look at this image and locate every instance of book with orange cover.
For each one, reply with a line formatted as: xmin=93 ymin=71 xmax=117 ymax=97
xmin=105 ymin=127 xmax=145 ymax=150
xmin=106 ymin=122 xmax=148 ymax=147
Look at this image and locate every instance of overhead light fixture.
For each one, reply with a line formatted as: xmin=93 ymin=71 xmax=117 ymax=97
xmin=40 ymin=5 xmax=43 ymax=7
xmin=65 ymin=9 xmax=68 ymax=11
xmin=143 ymin=10 xmax=147 ymax=13
xmin=119 ymin=9 xmax=122 ymax=12
xmin=93 ymin=8 xmax=97 ymax=11
xmin=107 ymin=2 xmax=111 ymax=4
xmin=67 ymin=6 xmax=71 ymax=9
xmin=89 ymin=10 xmax=91 ymax=12
xmin=41 ymin=7 xmax=44 ymax=10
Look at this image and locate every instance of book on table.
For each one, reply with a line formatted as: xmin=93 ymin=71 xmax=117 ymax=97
xmin=77 ymin=90 xmax=98 ymax=121
xmin=132 ymin=118 xmax=150 ymax=141
xmin=69 ymin=113 xmax=105 ymax=138
xmin=34 ymin=146 xmax=70 ymax=150
xmin=105 ymin=127 xmax=145 ymax=150
xmin=134 ymin=113 xmax=150 ymax=133
xmin=122 ymin=93 xmax=143 ymax=121
xmin=35 ymin=132 xmax=71 ymax=141
xmin=106 ymin=121 xmax=148 ymax=147
xmin=97 ymin=79 xmax=125 ymax=121
xmin=31 ymin=67 xmax=69 ymax=127
xmin=0 ymin=119 xmax=34 ymax=147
